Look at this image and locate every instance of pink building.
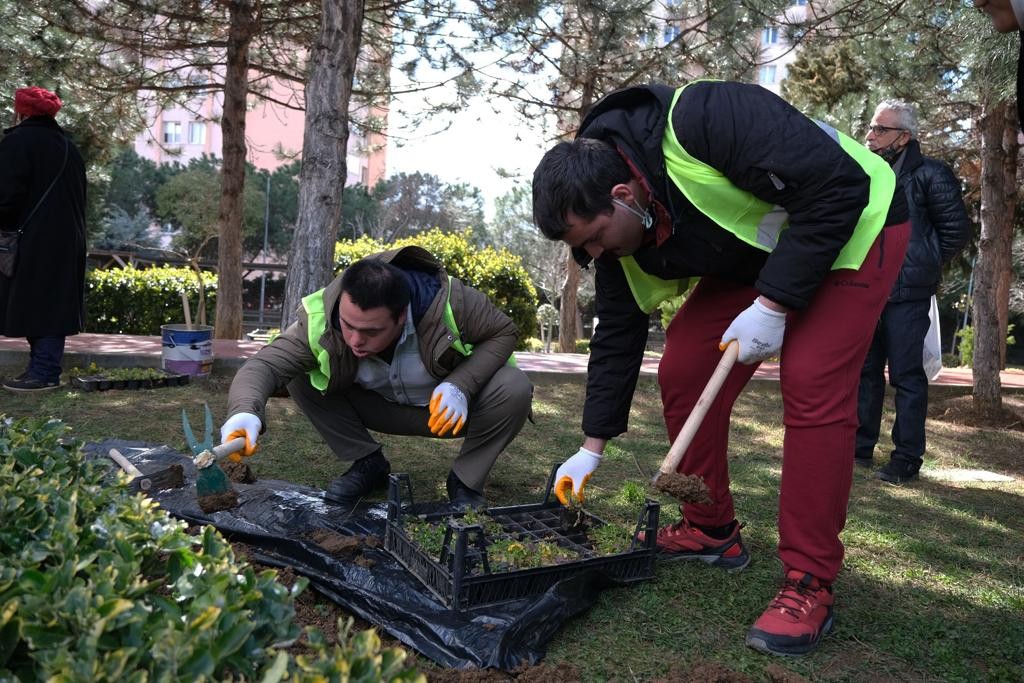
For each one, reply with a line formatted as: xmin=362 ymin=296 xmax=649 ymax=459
xmin=133 ymin=73 xmax=387 ymax=187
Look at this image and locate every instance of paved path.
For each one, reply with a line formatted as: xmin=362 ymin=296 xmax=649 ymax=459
xmin=1 ymin=332 xmax=1022 ymax=388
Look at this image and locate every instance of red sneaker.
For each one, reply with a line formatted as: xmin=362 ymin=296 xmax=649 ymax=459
xmin=641 ymin=518 xmax=750 ymax=571
xmin=745 ymin=570 xmax=835 ymax=656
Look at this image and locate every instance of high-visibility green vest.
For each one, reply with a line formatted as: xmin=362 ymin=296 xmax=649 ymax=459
xmin=619 ymin=81 xmax=896 ymax=314
xmin=301 ymin=276 xmax=514 ymax=391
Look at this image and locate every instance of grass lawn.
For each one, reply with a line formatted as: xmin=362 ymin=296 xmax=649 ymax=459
xmin=2 ymin=364 xmax=1022 ymax=681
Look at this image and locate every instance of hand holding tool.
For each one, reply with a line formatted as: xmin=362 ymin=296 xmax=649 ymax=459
xmin=220 ymin=411 xmax=261 ymax=458
xmin=183 ymin=403 xmax=246 ymax=512
xmin=653 ymin=342 xmax=739 ymax=485
xmin=554 ymin=446 xmax=603 ymax=506
xmin=107 ymin=448 xmax=184 ymax=493
xmin=428 ymin=382 xmax=468 ymax=436
xmin=720 ymin=298 xmax=786 ymax=364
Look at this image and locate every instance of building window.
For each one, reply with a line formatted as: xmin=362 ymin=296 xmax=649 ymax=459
xmin=188 ymin=121 xmax=206 ymax=145
xmin=663 ymin=24 xmax=680 ymax=44
xmin=759 ymin=65 xmax=778 ymax=84
xmin=762 ymin=26 xmax=779 ymax=44
xmin=163 ymin=121 xmax=182 ymax=144
xmin=794 ymin=0 xmax=807 ymax=5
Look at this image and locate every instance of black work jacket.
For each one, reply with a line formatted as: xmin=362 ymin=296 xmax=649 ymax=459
xmin=577 ymin=82 xmax=908 ymax=439
xmin=889 ymin=140 xmax=971 ymax=302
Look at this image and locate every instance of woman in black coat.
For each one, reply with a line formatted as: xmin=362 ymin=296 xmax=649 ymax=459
xmin=0 ymin=86 xmax=87 ymax=392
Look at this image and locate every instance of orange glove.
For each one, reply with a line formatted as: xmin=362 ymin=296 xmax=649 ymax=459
xmin=428 ymin=382 xmax=468 ymax=437
xmin=220 ymin=412 xmax=261 ymax=462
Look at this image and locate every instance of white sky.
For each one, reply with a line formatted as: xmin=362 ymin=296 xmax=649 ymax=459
xmin=386 ymin=94 xmax=550 ymax=221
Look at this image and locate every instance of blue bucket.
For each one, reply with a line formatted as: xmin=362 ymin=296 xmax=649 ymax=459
xmin=161 ymin=324 xmax=214 ymax=377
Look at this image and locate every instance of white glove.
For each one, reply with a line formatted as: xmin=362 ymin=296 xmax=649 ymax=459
xmin=720 ymin=298 xmax=787 ymax=364
xmin=428 ymin=382 xmax=468 ymax=436
xmin=220 ymin=412 xmax=262 ymax=461
xmin=554 ymin=447 xmax=603 ymax=506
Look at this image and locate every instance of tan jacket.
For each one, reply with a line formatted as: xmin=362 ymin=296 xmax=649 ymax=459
xmin=227 ymin=246 xmax=520 ymax=427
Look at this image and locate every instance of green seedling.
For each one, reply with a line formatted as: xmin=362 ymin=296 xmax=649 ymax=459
xmin=404 ymin=517 xmax=449 ymax=559
xmin=589 ymin=522 xmax=633 ymax=555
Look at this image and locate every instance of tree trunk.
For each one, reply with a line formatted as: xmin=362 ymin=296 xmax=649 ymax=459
xmin=996 ymin=108 xmax=1016 ymax=369
xmin=213 ymin=0 xmax=254 ymax=339
xmin=281 ymin=0 xmax=364 ymax=330
xmin=971 ymin=101 xmax=1017 ymax=410
xmin=558 ymin=244 xmax=580 ymax=353
xmin=555 ymin=61 xmax=595 ymax=354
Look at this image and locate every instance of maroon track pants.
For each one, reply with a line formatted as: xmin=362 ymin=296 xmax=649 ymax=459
xmin=658 ymin=223 xmax=910 ymax=582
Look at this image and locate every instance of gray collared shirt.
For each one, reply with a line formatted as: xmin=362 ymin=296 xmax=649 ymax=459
xmin=353 ymin=304 xmax=437 ymax=406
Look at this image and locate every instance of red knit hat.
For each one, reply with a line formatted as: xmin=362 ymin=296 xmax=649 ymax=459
xmin=14 ymin=86 xmax=62 ymax=118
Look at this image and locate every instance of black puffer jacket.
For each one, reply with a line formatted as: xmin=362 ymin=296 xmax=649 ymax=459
xmin=576 ymin=82 xmax=908 ymax=439
xmin=889 ymin=140 xmax=970 ymax=302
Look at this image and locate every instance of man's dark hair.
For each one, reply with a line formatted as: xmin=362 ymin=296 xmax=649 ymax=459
xmin=340 ymin=259 xmax=411 ymax=321
xmin=531 ymin=137 xmax=633 ymax=239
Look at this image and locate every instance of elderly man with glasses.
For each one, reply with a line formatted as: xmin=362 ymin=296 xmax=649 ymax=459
xmin=857 ymin=100 xmax=970 ymax=483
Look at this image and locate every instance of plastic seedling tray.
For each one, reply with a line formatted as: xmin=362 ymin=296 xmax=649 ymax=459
xmin=384 ymin=467 xmax=660 ymax=611
xmin=71 ymin=370 xmax=190 ymax=392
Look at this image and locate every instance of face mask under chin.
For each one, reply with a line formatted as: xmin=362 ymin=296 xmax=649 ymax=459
xmin=875 ymin=145 xmax=903 ymax=164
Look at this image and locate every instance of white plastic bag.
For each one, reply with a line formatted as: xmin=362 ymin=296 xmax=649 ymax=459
xmin=923 ymin=295 xmax=942 ymax=381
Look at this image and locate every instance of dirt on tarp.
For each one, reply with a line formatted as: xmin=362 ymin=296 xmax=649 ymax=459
xmin=653 ymin=472 xmax=713 ymax=505
xmin=221 ymin=459 xmax=257 ymax=483
xmin=928 ymin=395 xmax=1024 ymax=432
xmin=305 ymin=529 xmax=381 ymax=565
xmin=197 ymin=489 xmax=239 ymax=513
xmin=428 ymin=661 xmax=581 ymax=682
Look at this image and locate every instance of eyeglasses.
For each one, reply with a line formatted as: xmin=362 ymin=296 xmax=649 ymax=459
xmin=867 ymin=124 xmax=906 ymax=135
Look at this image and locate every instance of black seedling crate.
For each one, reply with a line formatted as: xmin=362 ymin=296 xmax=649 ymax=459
xmin=384 ymin=467 xmax=660 ymax=611
xmin=71 ymin=370 xmax=190 ymax=392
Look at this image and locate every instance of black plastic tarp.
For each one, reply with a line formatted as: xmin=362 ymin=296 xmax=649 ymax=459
xmin=84 ymin=440 xmax=625 ymax=670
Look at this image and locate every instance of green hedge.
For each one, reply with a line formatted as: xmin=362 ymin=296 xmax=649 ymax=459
xmin=86 ymin=265 xmax=218 ymax=335
xmin=335 ymin=230 xmax=538 ymax=342
xmin=85 ymin=232 xmax=538 ymax=342
xmin=0 ymin=416 xmax=423 ymax=682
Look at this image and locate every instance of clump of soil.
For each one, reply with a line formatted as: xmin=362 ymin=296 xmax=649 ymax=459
xmin=765 ymin=663 xmax=810 ymax=683
xmin=305 ymin=529 xmax=381 ymax=560
xmin=512 ymin=662 xmax=580 ymax=682
xmin=221 ymin=459 xmax=257 ymax=483
xmin=559 ymin=505 xmax=586 ymax=532
xmin=653 ymin=472 xmax=712 ymax=505
xmin=651 ymin=661 xmax=752 ymax=682
xmin=197 ymin=489 xmax=239 ymax=513
xmin=928 ymin=395 xmax=1024 ymax=432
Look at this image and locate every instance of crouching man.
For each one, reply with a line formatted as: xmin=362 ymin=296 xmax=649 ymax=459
xmin=220 ymin=246 xmax=533 ymax=511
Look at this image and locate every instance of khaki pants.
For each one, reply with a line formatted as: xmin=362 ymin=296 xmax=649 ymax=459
xmin=287 ymin=365 xmax=533 ymax=491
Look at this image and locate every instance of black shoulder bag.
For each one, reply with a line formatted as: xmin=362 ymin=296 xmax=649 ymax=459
xmin=0 ymin=136 xmax=70 ymax=278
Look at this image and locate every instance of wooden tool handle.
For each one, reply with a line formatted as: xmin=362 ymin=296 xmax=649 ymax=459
xmin=212 ymin=436 xmax=247 ymax=460
xmin=109 ymin=448 xmax=144 ymax=478
xmin=653 ymin=342 xmax=739 ymax=484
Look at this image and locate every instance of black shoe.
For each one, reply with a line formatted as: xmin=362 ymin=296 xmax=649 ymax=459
xmin=854 ymin=457 xmax=874 ymax=469
xmin=446 ymin=470 xmax=486 ymax=510
xmin=874 ymin=461 xmax=919 ymax=484
xmin=2 ymin=376 xmax=60 ymax=393
xmin=324 ymin=451 xmax=390 ymax=509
